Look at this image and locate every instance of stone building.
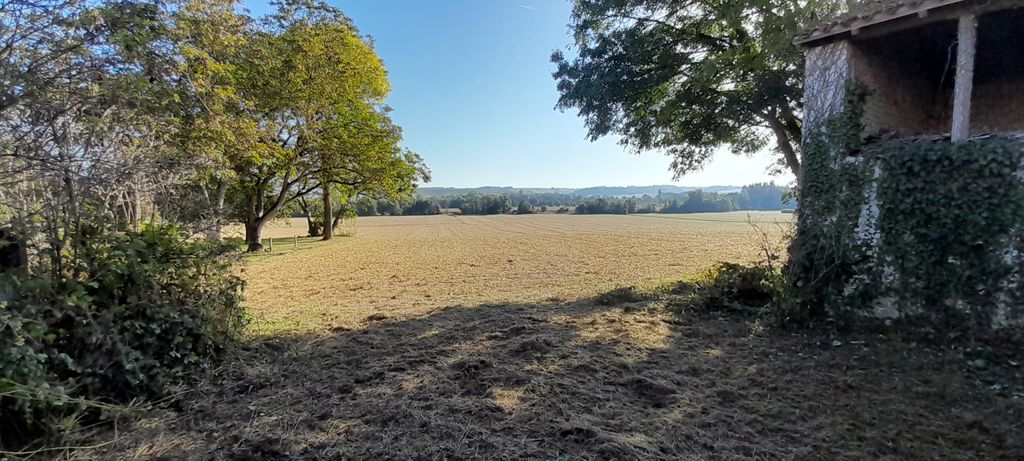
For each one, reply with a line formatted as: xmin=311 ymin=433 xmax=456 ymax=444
xmin=798 ymin=0 xmax=1024 ymax=140
xmin=791 ymin=0 xmax=1024 ymax=329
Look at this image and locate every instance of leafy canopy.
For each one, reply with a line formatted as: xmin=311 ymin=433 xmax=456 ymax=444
xmin=552 ymin=0 xmax=843 ymax=179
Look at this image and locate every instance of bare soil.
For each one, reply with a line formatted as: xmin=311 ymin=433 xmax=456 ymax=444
xmin=97 ymin=297 xmax=1023 ymax=460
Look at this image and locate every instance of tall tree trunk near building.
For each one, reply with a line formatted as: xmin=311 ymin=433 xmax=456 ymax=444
xmin=764 ymin=114 xmax=802 ymax=180
xmin=322 ymin=186 xmax=333 ymax=241
xmin=952 ymin=14 xmax=976 ymax=142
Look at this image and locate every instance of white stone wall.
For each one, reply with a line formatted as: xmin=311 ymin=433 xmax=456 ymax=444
xmin=803 ymin=41 xmax=854 ymax=139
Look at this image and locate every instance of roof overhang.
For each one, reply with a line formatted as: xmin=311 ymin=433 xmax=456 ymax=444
xmin=795 ymin=0 xmax=971 ymax=46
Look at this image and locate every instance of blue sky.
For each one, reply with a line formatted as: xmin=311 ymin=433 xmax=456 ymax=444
xmin=245 ymin=0 xmax=791 ymax=188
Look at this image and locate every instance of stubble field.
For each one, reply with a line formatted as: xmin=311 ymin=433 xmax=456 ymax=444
xmin=240 ymin=212 xmax=790 ymax=334
xmin=99 ymin=212 xmax=1021 ymax=460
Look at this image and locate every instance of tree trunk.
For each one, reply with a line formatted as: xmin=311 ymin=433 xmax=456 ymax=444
xmin=322 ymin=186 xmax=333 ymax=241
xmin=205 ymin=178 xmax=228 ymax=240
xmin=297 ymin=196 xmax=321 ymax=237
xmin=765 ymin=114 xmax=801 ymax=181
xmin=332 ymin=210 xmax=343 ymax=232
xmin=130 ymin=187 xmax=142 ymax=232
xmin=245 ymin=218 xmax=263 ymax=252
xmin=212 ymin=178 xmax=227 ymax=240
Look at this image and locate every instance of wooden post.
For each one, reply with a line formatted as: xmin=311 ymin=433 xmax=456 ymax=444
xmin=267 ymin=238 xmax=273 ymax=252
xmin=293 ymin=235 xmax=298 ymax=249
xmin=951 ymin=14 xmax=977 ymax=142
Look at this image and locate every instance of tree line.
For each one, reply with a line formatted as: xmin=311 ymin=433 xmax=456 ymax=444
xmin=338 ymin=183 xmax=790 ymax=216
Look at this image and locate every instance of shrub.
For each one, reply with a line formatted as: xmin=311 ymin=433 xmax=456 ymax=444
xmin=667 ymin=263 xmax=780 ymax=317
xmin=0 ymin=225 xmax=246 ymax=446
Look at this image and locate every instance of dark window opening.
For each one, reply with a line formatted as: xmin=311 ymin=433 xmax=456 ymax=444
xmin=848 ymin=8 xmax=1024 ymax=137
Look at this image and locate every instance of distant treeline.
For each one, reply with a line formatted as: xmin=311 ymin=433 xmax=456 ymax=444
xmin=346 ymin=183 xmax=790 ymax=216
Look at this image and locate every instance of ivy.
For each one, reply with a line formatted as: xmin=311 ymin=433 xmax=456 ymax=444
xmin=876 ymin=140 xmax=1024 ymax=330
xmin=787 ymin=81 xmax=1024 ymax=333
xmin=785 ymin=84 xmax=873 ymax=325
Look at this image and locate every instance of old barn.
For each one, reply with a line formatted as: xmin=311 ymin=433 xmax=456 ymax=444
xmin=791 ymin=0 xmax=1024 ymax=329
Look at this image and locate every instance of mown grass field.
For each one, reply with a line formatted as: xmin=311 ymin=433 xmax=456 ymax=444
xmin=100 ymin=212 xmax=1021 ymax=460
xmin=237 ymin=212 xmax=791 ymax=334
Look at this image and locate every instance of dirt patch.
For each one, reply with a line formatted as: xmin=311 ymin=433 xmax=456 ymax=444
xmin=85 ymin=299 xmax=1023 ymax=460
xmin=362 ymin=313 xmax=391 ymax=322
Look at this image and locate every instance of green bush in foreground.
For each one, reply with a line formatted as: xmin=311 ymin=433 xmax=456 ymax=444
xmin=0 ymin=225 xmax=246 ymax=447
xmin=668 ymin=263 xmax=782 ymax=317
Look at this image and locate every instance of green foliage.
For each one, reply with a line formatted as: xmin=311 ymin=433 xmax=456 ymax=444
xmin=788 ymin=83 xmax=1024 ymax=332
xmin=875 ymin=140 xmax=1024 ymax=330
xmin=0 ymin=225 xmax=246 ymax=444
xmin=667 ymin=263 xmax=780 ymax=316
xmin=403 ymin=199 xmax=441 ymax=216
xmin=172 ymin=0 xmax=428 ymax=250
xmin=785 ymin=85 xmax=871 ymax=325
xmin=553 ymin=0 xmax=843 ymax=178
xmin=419 ymin=184 xmax=790 ymax=216
xmin=661 ymin=190 xmax=734 ymax=213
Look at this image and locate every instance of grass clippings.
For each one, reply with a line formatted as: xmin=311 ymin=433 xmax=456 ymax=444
xmin=55 ymin=214 xmax=1022 ymax=459
xmin=91 ymin=296 xmax=1022 ymax=460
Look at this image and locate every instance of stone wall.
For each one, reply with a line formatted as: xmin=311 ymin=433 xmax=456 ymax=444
xmin=802 ymin=41 xmax=853 ymax=140
xmin=797 ymin=22 xmax=1024 ymax=331
xmin=972 ymin=77 xmax=1024 ymax=134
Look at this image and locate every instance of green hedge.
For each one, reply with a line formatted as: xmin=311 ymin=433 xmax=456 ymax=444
xmin=0 ymin=225 xmax=246 ymax=447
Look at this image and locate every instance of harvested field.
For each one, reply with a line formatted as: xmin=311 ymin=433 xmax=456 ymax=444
xmin=235 ymin=212 xmax=792 ymax=334
xmin=88 ymin=213 xmax=1023 ymax=460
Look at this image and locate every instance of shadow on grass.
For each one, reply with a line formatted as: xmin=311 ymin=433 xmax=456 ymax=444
xmin=100 ymin=296 xmax=1023 ymax=460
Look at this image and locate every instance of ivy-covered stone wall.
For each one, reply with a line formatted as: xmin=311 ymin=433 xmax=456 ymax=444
xmin=789 ymin=85 xmax=1024 ymax=332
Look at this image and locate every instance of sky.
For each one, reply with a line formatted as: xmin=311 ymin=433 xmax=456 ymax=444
xmin=245 ymin=0 xmax=793 ymax=188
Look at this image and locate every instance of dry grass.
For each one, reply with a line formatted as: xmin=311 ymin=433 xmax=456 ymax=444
xmin=93 ymin=299 xmax=1023 ymax=460
xmin=236 ymin=212 xmax=791 ymax=334
xmin=73 ymin=213 xmax=1023 ymax=460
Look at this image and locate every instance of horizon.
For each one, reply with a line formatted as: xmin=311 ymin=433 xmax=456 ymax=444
xmin=416 ymin=182 xmax=774 ymax=190
xmin=243 ymin=0 xmax=795 ymax=189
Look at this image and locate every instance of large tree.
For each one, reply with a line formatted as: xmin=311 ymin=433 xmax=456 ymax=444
xmin=1 ymin=0 xmax=185 ymax=257
xmin=172 ymin=0 xmax=255 ymax=239
xmin=552 ymin=0 xmax=842 ymax=180
xmin=181 ymin=0 xmax=425 ymax=251
xmin=314 ymin=106 xmax=428 ymax=240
